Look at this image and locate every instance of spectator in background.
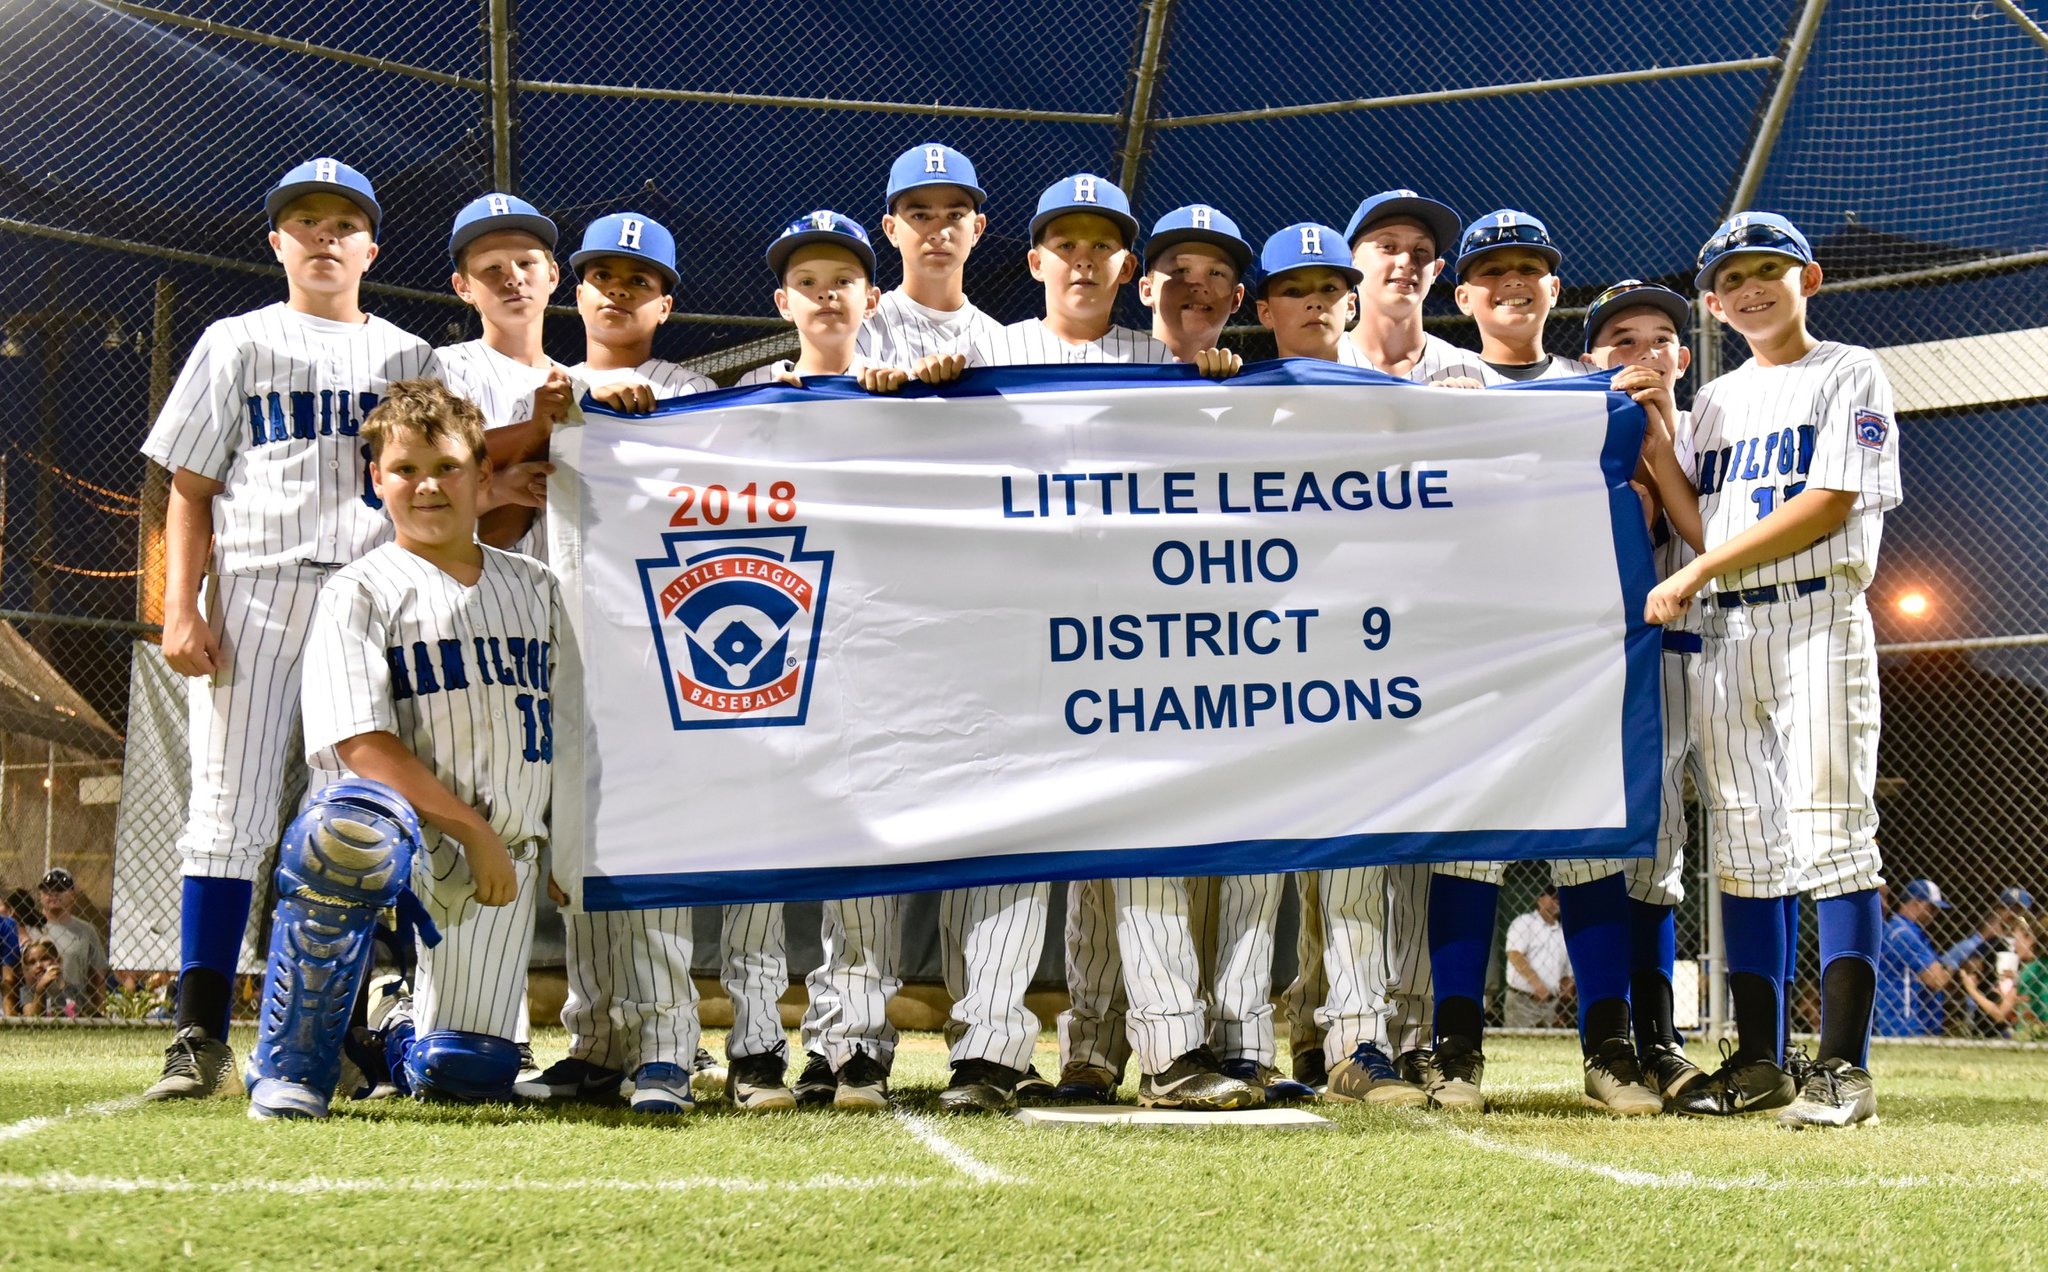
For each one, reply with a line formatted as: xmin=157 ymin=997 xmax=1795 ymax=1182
xmin=19 ymin=939 xmax=85 ymax=1018
xmin=1951 ymin=887 xmax=2034 ymax=1037
xmin=36 ymin=868 xmax=108 ymax=1013
xmin=1875 ymin=878 xmax=1952 ymax=1036
xmin=0 ymin=889 xmax=27 ymax=1014
xmin=1503 ymin=886 xmax=1574 ymax=1027
xmin=2009 ymin=923 xmax=2044 ymax=1040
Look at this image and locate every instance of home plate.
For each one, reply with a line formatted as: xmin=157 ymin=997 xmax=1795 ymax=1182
xmin=1015 ymin=1105 xmax=1333 ymax=1130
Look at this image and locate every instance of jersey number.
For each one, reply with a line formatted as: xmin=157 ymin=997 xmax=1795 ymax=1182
xmin=514 ymin=694 xmax=553 ymax=763
xmin=1750 ymin=480 xmax=1805 ymax=520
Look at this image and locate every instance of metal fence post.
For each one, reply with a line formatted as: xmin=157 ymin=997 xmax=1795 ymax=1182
xmin=488 ymin=0 xmax=516 ymax=192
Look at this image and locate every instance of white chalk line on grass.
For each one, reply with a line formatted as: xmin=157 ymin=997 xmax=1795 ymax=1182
xmin=0 ymin=1171 xmax=957 ymax=1197
xmin=0 ymin=1095 xmax=143 ymax=1146
xmin=1441 ymin=1124 xmax=2048 ymax=1191
xmin=893 ymin=1109 xmax=1018 ymax=1185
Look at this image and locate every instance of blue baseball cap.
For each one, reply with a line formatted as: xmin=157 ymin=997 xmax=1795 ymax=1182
xmin=449 ymin=193 xmax=558 ymax=268
xmin=1342 ymin=189 xmax=1461 ymax=259
xmin=1583 ymin=279 xmax=1692 ymax=352
xmin=1456 ymin=209 xmax=1561 ymax=279
xmin=1998 ymin=886 xmax=2036 ymax=910
xmin=1256 ymin=223 xmax=1364 ymax=295
xmin=1143 ymin=204 xmax=1254 ymax=274
xmin=766 ymin=210 xmax=876 ymax=279
xmin=1694 ymin=211 xmax=1815 ymax=290
xmin=885 ymin=143 xmax=986 ymax=212
xmin=265 ymin=158 xmax=381 ymax=238
xmin=1903 ymin=879 xmax=1951 ymax=909
xmin=1028 ymin=173 xmax=1140 ymax=247
xmin=571 ymin=212 xmax=679 ymax=290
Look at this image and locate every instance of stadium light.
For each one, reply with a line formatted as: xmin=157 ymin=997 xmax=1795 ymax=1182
xmin=1897 ymin=590 xmax=1932 ymax=618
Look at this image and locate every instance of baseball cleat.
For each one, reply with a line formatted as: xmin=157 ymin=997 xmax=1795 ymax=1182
xmin=1581 ymin=1039 xmax=1664 ymax=1116
xmin=338 ymin=1025 xmax=399 ymax=1100
xmin=1426 ymin=1039 xmax=1487 ymax=1111
xmin=1325 ymin=1042 xmax=1429 ymax=1107
xmin=938 ymin=1059 xmax=1023 ymax=1114
xmin=833 ymin=1051 xmax=891 ymax=1111
xmin=628 ymin=1062 xmax=695 ymax=1115
xmin=793 ymin=1051 xmax=838 ymax=1107
xmin=1138 ymin=1047 xmax=1264 ymax=1111
xmin=145 ymin=1026 xmax=236 ymax=1101
xmin=1395 ymin=1047 xmax=1441 ymax=1092
xmin=514 ymin=1056 xmax=625 ymax=1102
xmin=1051 ymin=1062 xmax=1119 ymax=1104
xmin=247 ymin=1077 xmax=330 ymax=1121
xmin=1639 ymin=1041 xmax=1708 ymax=1103
xmin=727 ymin=1052 xmax=798 ymax=1112
xmin=1013 ymin=1064 xmax=1058 ymax=1108
xmin=691 ymin=1046 xmax=728 ymax=1096
xmin=1293 ymin=1046 xmax=1330 ymax=1092
xmin=1671 ymin=1047 xmax=1796 ymax=1118
xmin=515 ymin=1043 xmax=543 ymax=1087
xmin=1220 ymin=1058 xmax=1317 ymax=1104
xmin=1777 ymin=1056 xmax=1877 ymax=1129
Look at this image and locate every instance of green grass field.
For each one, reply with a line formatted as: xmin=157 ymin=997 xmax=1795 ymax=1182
xmin=5 ymin=1028 xmax=2045 ymax=1269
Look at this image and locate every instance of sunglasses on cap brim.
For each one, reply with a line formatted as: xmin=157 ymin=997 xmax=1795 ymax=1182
xmin=1459 ymin=221 xmax=1554 ymax=257
xmin=1696 ymin=222 xmax=1807 ymax=273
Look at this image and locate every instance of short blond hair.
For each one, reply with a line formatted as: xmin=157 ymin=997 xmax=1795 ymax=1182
xmin=362 ymin=378 xmax=487 ymax=464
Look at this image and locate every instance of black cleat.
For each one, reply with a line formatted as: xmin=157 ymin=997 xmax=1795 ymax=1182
xmin=1138 ymin=1047 xmax=1263 ymax=1111
xmin=833 ymin=1050 xmax=891 ymax=1111
xmin=513 ymin=1056 xmax=625 ymax=1102
xmin=939 ymin=1059 xmax=1023 ymax=1114
xmin=1778 ymin=1056 xmax=1877 ymax=1129
xmin=1672 ymin=1044 xmax=1796 ymax=1118
xmin=1639 ymin=1041 xmax=1707 ymax=1103
xmin=793 ymin=1051 xmax=837 ymax=1107
xmin=1395 ymin=1047 xmax=1441 ymax=1091
xmin=727 ymin=1051 xmax=798 ymax=1112
xmin=1292 ymin=1046 xmax=1329 ymax=1091
xmin=1582 ymin=1039 xmax=1663 ymax=1116
xmin=144 ymin=1026 xmax=235 ymax=1101
xmin=1013 ymin=1064 xmax=1057 ymax=1108
xmin=1427 ymin=1039 xmax=1487 ymax=1111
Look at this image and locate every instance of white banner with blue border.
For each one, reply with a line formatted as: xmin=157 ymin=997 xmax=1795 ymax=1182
xmin=548 ymin=361 xmax=1658 ymax=910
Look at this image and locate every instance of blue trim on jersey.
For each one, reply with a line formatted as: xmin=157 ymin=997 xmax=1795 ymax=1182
xmin=585 ymin=824 xmax=1657 ymax=909
xmin=583 ymin=361 xmax=1661 ymax=909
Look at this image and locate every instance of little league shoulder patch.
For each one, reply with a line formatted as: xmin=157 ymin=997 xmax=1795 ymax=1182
xmin=636 ymin=526 xmax=833 ymax=729
xmin=1854 ymin=408 xmax=1891 ymax=451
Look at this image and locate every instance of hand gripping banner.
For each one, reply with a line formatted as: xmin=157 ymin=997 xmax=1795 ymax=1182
xmin=547 ymin=361 xmax=1659 ymax=909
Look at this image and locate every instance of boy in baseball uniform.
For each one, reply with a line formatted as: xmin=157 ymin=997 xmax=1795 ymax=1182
xmin=140 ymin=158 xmax=435 ymax=1100
xmin=1583 ymin=279 xmax=1711 ymax=1108
xmin=1645 ymin=212 xmax=1898 ymax=1128
xmin=284 ymin=377 xmax=559 ymax=1109
xmin=514 ymin=212 xmax=718 ymax=1114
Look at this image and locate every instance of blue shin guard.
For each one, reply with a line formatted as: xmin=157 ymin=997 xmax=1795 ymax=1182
xmin=246 ymin=780 xmax=425 ymax=1119
xmin=404 ymin=1031 xmax=522 ymax=1103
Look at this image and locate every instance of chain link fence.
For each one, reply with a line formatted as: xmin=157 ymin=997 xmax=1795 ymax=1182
xmin=3 ymin=0 xmax=2045 ymax=1041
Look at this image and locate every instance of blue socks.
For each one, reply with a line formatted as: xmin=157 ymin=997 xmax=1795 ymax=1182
xmin=1429 ymin=874 xmax=1499 ymax=1045
xmin=1628 ymin=899 xmax=1678 ymax=1048
xmin=174 ymin=875 xmax=254 ymax=1039
xmin=1557 ymin=874 xmax=1632 ymax=1050
xmin=1721 ymin=892 xmax=1792 ymax=1064
xmin=1816 ymin=890 xmax=1882 ymax=1067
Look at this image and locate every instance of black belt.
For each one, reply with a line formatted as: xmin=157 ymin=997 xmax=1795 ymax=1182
xmin=1715 ymin=577 xmax=1827 ymax=608
xmin=1661 ymin=630 xmax=1703 ymax=655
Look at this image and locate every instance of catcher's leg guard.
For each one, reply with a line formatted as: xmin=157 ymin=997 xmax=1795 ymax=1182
xmin=245 ymin=780 xmax=424 ymax=1118
xmin=404 ymin=1030 xmax=522 ymax=1103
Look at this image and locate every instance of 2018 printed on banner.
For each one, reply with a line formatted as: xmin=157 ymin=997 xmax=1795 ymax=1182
xmin=553 ymin=363 xmax=1660 ymax=909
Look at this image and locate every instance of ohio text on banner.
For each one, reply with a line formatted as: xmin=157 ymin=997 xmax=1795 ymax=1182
xmin=547 ymin=361 xmax=1659 ymax=910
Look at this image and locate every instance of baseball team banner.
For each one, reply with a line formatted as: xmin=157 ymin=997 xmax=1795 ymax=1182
xmin=547 ymin=361 xmax=1659 ymax=910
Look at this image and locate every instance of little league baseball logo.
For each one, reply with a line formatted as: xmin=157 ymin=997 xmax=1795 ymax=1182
xmin=1854 ymin=408 xmax=1890 ymax=451
xmin=636 ymin=527 xmax=833 ymax=729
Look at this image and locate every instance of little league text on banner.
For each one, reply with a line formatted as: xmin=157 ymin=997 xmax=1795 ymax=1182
xmin=548 ymin=361 xmax=1660 ymax=910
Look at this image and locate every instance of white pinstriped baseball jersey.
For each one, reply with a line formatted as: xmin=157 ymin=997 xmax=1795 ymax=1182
xmin=856 ymin=289 xmax=1007 ymax=368
xmin=302 ymin=542 xmax=558 ymax=854
xmin=1679 ymin=342 xmax=1902 ymax=593
xmin=141 ymin=305 xmax=434 ymax=572
xmin=1658 ymin=410 xmax=1703 ymax=636
xmin=733 ymin=355 xmax=889 ymax=387
xmin=1335 ymin=331 xmax=1491 ymax=385
xmin=436 ymin=339 xmax=558 ymax=430
xmin=573 ymin=358 xmax=717 ymax=399
xmin=966 ymin=319 xmax=1173 ymax=367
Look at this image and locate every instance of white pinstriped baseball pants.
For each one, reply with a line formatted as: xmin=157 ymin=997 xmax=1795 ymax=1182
xmin=561 ymin=907 xmax=699 ymax=1070
xmin=1697 ymin=590 xmax=1884 ymax=899
xmin=940 ymin=882 xmax=1047 ymax=1071
xmin=721 ymin=903 xmax=789 ymax=1060
xmin=800 ymin=894 xmax=903 ymax=1068
xmin=413 ymin=835 xmax=539 ymax=1041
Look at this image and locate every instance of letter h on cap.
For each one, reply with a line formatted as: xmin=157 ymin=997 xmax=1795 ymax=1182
xmin=618 ymin=218 xmax=644 ymax=249
xmin=315 ymin=158 xmax=338 ymax=182
xmin=489 ymin=194 xmax=511 ymax=216
xmin=924 ymin=146 xmax=947 ymax=173
xmin=1191 ymin=206 xmax=1213 ymax=229
xmin=1299 ymin=225 xmax=1323 ymax=255
xmin=1073 ymin=176 xmax=1098 ymax=203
